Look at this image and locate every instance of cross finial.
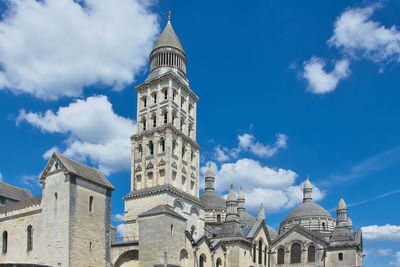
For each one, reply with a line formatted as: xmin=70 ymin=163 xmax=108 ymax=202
xmin=168 ymin=10 xmax=171 ymax=21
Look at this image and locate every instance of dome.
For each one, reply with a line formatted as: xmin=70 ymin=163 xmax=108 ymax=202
xmin=285 ymin=201 xmax=332 ymax=220
xmin=200 ymin=192 xmax=226 ymax=209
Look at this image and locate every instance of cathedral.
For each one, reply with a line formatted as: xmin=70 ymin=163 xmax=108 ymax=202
xmin=0 ymin=15 xmax=363 ymax=267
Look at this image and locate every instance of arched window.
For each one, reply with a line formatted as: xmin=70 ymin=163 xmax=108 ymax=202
xmin=322 ymin=222 xmax=326 ymax=230
xmin=265 ymin=245 xmax=268 ymax=265
xmin=142 ymin=118 xmax=146 ymax=131
xmin=180 ymin=118 xmax=185 ymax=131
xmin=182 ymin=146 xmax=186 ymax=158
xmin=258 ymin=239 xmax=263 ymax=264
xmin=152 ymin=115 xmax=157 ymax=128
xmin=308 ymin=245 xmax=316 ymax=262
xmin=277 ymin=248 xmax=284 ymax=264
xmin=163 ymin=89 xmax=168 ymax=100
xmin=253 ymin=244 xmax=256 ymax=263
xmin=216 ymin=258 xmax=222 ymax=267
xmin=180 ymin=249 xmax=188 ymax=266
xmin=149 ymin=141 xmax=154 ymax=155
xmin=2 ymin=231 xmax=7 ymax=254
xmin=27 ymin=225 xmax=33 ymax=252
xmin=338 ymin=252 xmax=343 ymax=261
xmin=89 ymin=196 xmax=94 ymax=212
xmin=160 ymin=138 xmax=165 ymax=152
xmin=190 ymin=225 xmax=196 ymax=236
xmin=199 ymin=254 xmax=206 ymax=267
xmin=153 ymin=93 xmax=157 ymax=104
xmin=163 ymin=111 xmax=168 ymax=124
xmin=54 ymin=192 xmax=58 ymax=211
xmin=137 ymin=144 xmax=143 ymax=157
xmin=216 ymin=214 xmax=221 ymax=223
xmin=181 ymin=96 xmax=185 ymax=108
xmin=142 ymin=96 xmax=147 ymax=108
xmin=172 ymin=140 xmax=177 ymax=155
xmin=290 ymin=243 xmax=301 ymax=263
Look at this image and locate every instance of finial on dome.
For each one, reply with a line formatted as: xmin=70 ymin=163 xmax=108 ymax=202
xmin=168 ymin=10 xmax=171 ymax=22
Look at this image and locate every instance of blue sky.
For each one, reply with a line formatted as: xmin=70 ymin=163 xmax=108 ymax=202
xmin=0 ymin=0 xmax=399 ymax=266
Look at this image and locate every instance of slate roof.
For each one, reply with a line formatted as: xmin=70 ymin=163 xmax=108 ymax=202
xmin=285 ymin=201 xmax=332 ymax=220
xmin=239 ymin=211 xmax=278 ymax=239
xmin=43 ymin=152 xmax=114 ymax=190
xmin=138 ymin=204 xmax=186 ymax=221
xmin=0 ymin=182 xmax=33 ymax=202
xmin=200 ymin=192 xmax=226 ymax=209
xmin=152 ymin=21 xmax=184 ymax=53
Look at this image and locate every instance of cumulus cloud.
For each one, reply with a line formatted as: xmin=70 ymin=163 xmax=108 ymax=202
xmin=329 ymin=5 xmax=400 ymax=63
xmin=362 ymin=224 xmax=400 ymax=242
xmin=391 ymin=251 xmax=400 ymax=267
xmin=214 ymin=133 xmax=288 ymax=162
xmin=302 ymin=57 xmax=350 ymax=94
xmin=17 ymin=95 xmax=136 ymax=174
xmin=116 ymin=223 xmax=124 ymax=237
xmin=377 ymin=249 xmax=393 ymax=257
xmin=208 ymin=158 xmax=324 ymax=213
xmin=0 ymin=0 xmax=158 ymax=100
xmin=112 ymin=213 xmax=125 ymax=222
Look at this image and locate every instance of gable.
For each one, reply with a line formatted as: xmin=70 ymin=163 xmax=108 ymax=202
xmin=272 ymin=226 xmax=328 ymax=249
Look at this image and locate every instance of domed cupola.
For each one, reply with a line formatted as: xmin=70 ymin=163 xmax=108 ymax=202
xmin=148 ymin=12 xmax=187 ymax=80
xmin=279 ymin=176 xmax=336 ymax=235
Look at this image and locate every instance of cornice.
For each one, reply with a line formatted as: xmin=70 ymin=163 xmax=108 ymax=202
xmin=136 ymin=71 xmax=199 ymax=101
xmin=131 ymin=124 xmax=200 ymax=149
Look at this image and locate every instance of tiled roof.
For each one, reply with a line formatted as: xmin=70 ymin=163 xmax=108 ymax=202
xmin=138 ymin=204 xmax=186 ymax=221
xmin=51 ymin=152 xmax=114 ymax=190
xmin=0 ymin=182 xmax=32 ymax=202
xmin=153 ymin=21 xmax=184 ymax=52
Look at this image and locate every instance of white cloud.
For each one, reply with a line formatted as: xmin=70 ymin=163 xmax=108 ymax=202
xmin=329 ymin=5 xmax=400 ymax=63
xmin=302 ymin=57 xmax=350 ymax=94
xmin=112 ymin=213 xmax=125 ymax=222
xmin=116 ymin=223 xmax=124 ymax=237
xmin=390 ymin=251 xmax=400 ymax=267
xmin=362 ymin=224 xmax=400 ymax=242
xmin=20 ymin=174 xmax=41 ymax=188
xmin=213 ymin=133 xmax=287 ymax=162
xmin=209 ymin=158 xmax=324 ymax=213
xmin=17 ymin=95 xmax=136 ymax=174
xmin=0 ymin=0 xmax=158 ymax=100
xmin=377 ymin=249 xmax=393 ymax=257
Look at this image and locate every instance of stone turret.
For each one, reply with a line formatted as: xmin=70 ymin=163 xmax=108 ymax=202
xmin=204 ymin=163 xmax=215 ymax=193
xmin=303 ymin=176 xmax=312 ymax=202
xmin=336 ymin=197 xmax=348 ymax=227
xmin=257 ymin=203 xmax=265 ymax=221
xmin=226 ymin=184 xmax=239 ymax=222
xmin=237 ymin=187 xmax=245 ymax=214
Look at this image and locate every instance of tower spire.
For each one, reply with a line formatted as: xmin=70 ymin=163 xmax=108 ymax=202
xmin=303 ymin=175 xmax=313 ymax=202
xmin=257 ymin=203 xmax=266 ymax=221
xmin=205 ymin=163 xmax=215 ymax=193
xmin=237 ymin=187 xmax=245 ymax=214
xmin=168 ymin=10 xmax=171 ymax=21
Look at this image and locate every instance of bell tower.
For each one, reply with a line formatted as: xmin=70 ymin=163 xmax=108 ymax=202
xmin=130 ymin=14 xmax=200 ymax=197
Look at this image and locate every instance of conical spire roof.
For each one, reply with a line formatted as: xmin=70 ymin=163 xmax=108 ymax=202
xmin=152 ymin=16 xmax=184 ymax=53
xmin=238 ymin=187 xmax=245 ymax=200
xmin=257 ymin=203 xmax=266 ymax=221
xmin=337 ymin=197 xmax=347 ymax=210
xmin=227 ymin=184 xmax=238 ymax=202
xmin=205 ymin=163 xmax=214 ymax=178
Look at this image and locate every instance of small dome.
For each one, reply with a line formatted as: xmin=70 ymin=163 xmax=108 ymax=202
xmin=285 ymin=201 xmax=332 ymax=220
xmin=337 ymin=197 xmax=347 ymax=210
xmin=227 ymin=185 xmax=237 ymax=202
